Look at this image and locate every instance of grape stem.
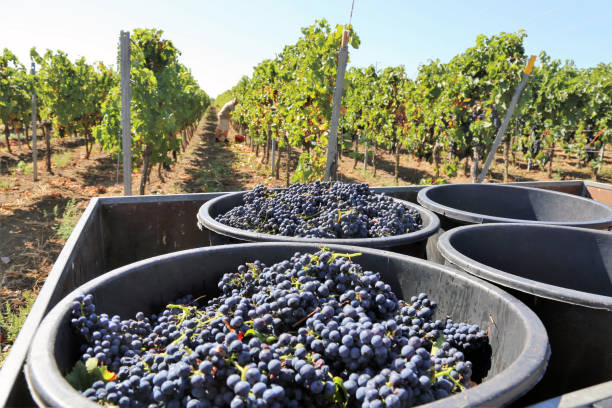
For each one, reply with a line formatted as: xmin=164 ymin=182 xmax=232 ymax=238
xmin=233 ymin=362 xmax=249 ymax=381
xmin=433 ymin=366 xmax=466 ymax=391
xmin=329 ymin=252 xmax=362 ymax=261
xmin=292 ymin=306 xmax=320 ymax=328
xmin=336 ymin=209 xmax=355 ymax=223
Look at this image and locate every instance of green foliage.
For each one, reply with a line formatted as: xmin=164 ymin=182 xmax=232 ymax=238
xmin=344 ymin=65 xmax=410 ymax=154
xmin=93 ymin=28 xmax=210 ymax=193
xmin=326 ymin=31 xmax=528 ymax=175
xmin=407 ymin=60 xmax=447 ymax=159
xmin=518 ymin=52 xmax=580 ymax=165
xmin=223 ymin=27 xmax=576 ymax=183
xmin=442 ymin=159 xmax=458 ymax=178
xmin=53 ymin=150 xmax=72 ymax=168
xmin=0 ymin=291 xmax=37 ymax=367
xmin=442 ymin=31 xmax=527 ymax=155
xmin=0 ymin=177 xmax=14 ymax=190
xmin=65 ymin=357 xmax=117 ymax=391
xmin=225 ymin=20 xmax=360 ymax=182
xmin=0 ymin=291 xmax=36 ymax=344
xmin=516 ymin=56 xmax=611 ymax=167
xmin=0 ymin=49 xmax=31 ymax=140
xmin=55 ymin=198 xmax=81 ymax=240
xmin=419 ymin=177 xmax=448 ymax=185
xmin=30 ymin=48 xmax=117 ymax=158
xmin=3 ymin=24 xmax=610 ymax=186
xmin=215 ymin=85 xmax=241 ymax=108
xmin=16 ymin=160 xmax=32 ymax=175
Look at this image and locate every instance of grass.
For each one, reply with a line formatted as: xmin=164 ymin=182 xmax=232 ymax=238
xmin=597 ymin=166 xmax=612 ymax=180
xmin=16 ymin=160 xmax=32 ymax=175
xmin=194 ymin=167 xmax=225 ymax=191
xmin=0 ymin=176 xmax=15 ymax=190
xmin=54 ymin=198 xmax=82 ymax=240
xmin=0 ymin=291 xmax=37 ymax=367
xmin=356 ymin=168 xmax=383 ymax=183
xmin=7 ymin=132 xmax=26 ymax=141
xmin=53 ymin=150 xmax=72 ymax=168
xmin=43 ymin=198 xmax=82 ymax=241
xmin=42 ymin=198 xmax=82 ymax=239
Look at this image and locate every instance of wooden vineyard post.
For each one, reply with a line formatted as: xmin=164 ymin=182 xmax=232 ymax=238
xmin=31 ymin=62 xmax=38 ymax=181
xmin=275 ymin=140 xmax=281 ymax=179
xmin=270 ymin=137 xmax=275 ymax=176
xmin=364 ymin=138 xmax=368 ymax=170
xmin=372 ymin=141 xmax=377 ymax=177
xmin=285 ymin=135 xmax=291 ymax=187
xmin=353 ymin=134 xmax=359 ymax=169
xmin=325 ymin=28 xmax=350 ymax=181
xmin=264 ymin=125 xmax=271 ymax=164
xmin=477 ymin=55 xmax=536 ymax=183
xmin=120 ymin=30 xmax=132 ymax=195
xmin=503 ymin=134 xmax=511 ymax=181
xmin=548 ymin=140 xmax=555 ymax=178
xmin=596 ymin=142 xmax=606 ymax=178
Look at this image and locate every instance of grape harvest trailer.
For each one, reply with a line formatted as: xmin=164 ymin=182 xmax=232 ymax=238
xmin=1 ymin=180 xmax=611 ymax=407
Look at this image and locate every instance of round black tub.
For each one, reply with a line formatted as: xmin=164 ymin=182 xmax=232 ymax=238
xmin=438 ymin=223 xmax=612 ymax=404
xmin=417 ymin=183 xmax=612 ymax=262
xmin=27 ymin=243 xmax=548 ymax=408
xmin=197 ymin=191 xmax=440 ymax=259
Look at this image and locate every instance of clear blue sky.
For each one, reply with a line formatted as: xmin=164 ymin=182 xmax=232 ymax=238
xmin=1 ymin=0 xmax=610 ymax=97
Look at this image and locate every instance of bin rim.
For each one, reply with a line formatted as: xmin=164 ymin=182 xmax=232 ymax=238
xmin=27 ymin=242 xmax=549 ymax=408
xmin=197 ymin=190 xmax=440 ymax=247
xmin=438 ymin=223 xmax=612 ymax=311
xmin=417 ymin=183 xmax=612 ymax=228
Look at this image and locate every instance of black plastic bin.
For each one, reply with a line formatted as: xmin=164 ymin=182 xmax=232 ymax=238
xmin=526 ymin=380 xmax=612 ymax=408
xmin=197 ymin=191 xmax=440 ymax=259
xmin=417 ymin=183 xmax=612 ymax=262
xmin=437 ymin=224 xmax=612 ymax=405
xmin=26 ymin=243 xmax=549 ymax=408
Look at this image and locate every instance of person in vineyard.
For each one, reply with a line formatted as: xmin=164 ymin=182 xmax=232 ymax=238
xmin=215 ymin=97 xmax=238 ymax=143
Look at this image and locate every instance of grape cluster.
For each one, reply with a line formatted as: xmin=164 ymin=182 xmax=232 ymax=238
xmin=214 ymin=182 xmax=422 ymax=238
xmin=530 ymin=139 xmax=541 ymax=157
xmin=70 ymin=250 xmax=490 ymax=407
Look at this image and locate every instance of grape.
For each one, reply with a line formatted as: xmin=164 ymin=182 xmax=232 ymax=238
xmin=234 ymin=381 xmax=250 ymax=397
xmin=226 ymin=374 xmax=240 ymax=389
xmin=252 ymin=382 xmax=267 ymax=397
xmin=215 ymin=182 xmax=422 ymax=239
xmin=244 ymin=367 xmax=261 ymax=385
xmin=69 ymin=249 xmax=490 ymax=407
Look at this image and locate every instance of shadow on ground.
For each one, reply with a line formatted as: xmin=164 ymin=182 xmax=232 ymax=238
xmin=356 ymin=153 xmax=435 ymax=184
xmin=0 ymin=147 xmax=53 ymax=175
xmin=0 ymin=194 xmax=74 ymax=290
xmin=180 ymin=109 xmax=250 ymax=193
xmin=77 ymin=155 xmax=119 ymax=187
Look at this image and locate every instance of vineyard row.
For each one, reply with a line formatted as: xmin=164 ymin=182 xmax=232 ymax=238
xmin=0 ymin=28 xmax=211 ymax=194
xmin=216 ymin=20 xmax=611 ymax=184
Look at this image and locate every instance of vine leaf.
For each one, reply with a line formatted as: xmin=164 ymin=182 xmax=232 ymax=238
xmin=65 ymin=357 xmax=117 ymax=391
xmin=430 ymin=333 xmax=446 ymax=357
xmin=332 ymin=376 xmax=348 ymax=406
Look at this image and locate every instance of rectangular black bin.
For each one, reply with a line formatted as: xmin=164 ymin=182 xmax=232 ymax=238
xmin=1 ymin=180 xmax=609 ymax=407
